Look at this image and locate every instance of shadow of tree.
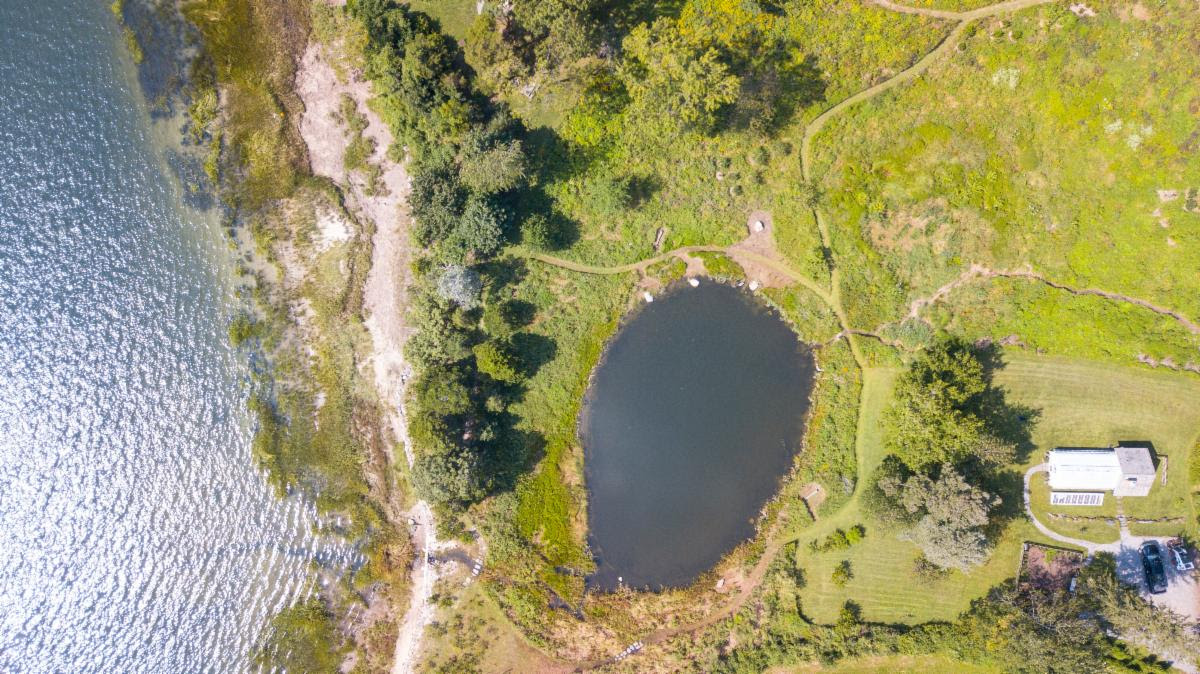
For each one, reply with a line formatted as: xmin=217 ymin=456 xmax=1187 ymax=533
xmin=511 ymin=332 xmax=559 ymax=377
xmin=726 ymin=52 xmax=827 ymax=136
xmin=971 ymin=342 xmax=1042 ymax=464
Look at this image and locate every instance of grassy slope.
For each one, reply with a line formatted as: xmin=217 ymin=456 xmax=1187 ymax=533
xmin=812 ymin=0 xmax=1200 ymax=338
xmin=797 ymin=353 xmax=1200 ymax=624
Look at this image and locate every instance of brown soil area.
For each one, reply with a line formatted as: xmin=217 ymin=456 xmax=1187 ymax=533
xmin=726 ymin=210 xmax=793 ymax=288
xmin=1019 ymin=544 xmax=1084 ymax=592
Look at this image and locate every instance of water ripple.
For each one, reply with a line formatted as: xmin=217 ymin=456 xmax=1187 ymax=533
xmin=0 ymin=1 xmax=346 ymax=671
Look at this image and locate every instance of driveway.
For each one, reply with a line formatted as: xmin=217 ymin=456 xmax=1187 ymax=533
xmin=1023 ymin=464 xmax=1200 ymax=621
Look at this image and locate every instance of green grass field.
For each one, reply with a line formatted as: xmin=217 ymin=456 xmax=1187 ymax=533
xmin=1027 ymin=472 xmax=1120 ymax=543
xmin=995 ymin=353 xmax=1200 ymax=534
xmin=779 ymin=653 xmax=1003 ymax=673
xmin=795 ymin=354 xmax=1200 ymax=624
xmin=407 ymin=0 xmax=477 ymax=39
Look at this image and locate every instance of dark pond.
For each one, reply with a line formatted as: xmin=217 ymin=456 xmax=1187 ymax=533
xmin=582 ymin=281 xmax=815 ymax=590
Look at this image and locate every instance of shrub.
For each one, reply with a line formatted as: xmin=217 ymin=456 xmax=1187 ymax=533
xmin=473 ymin=340 xmax=523 ymax=383
xmin=436 ymin=265 xmax=482 ymax=309
xmin=913 ymin=554 xmax=950 ymax=583
xmin=832 ymin=560 xmax=853 ymax=587
xmin=582 ymin=174 xmax=633 ymax=216
xmin=444 ymin=197 xmax=506 ymax=261
xmin=228 ymin=314 xmax=260 ymax=347
xmin=521 ymin=213 xmax=559 ymax=250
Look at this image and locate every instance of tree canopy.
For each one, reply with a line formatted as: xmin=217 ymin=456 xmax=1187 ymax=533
xmin=619 ymin=18 xmax=741 ymax=134
xmin=894 ymin=466 xmax=999 ymax=570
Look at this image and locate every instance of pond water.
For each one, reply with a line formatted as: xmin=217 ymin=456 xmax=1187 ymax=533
xmin=582 ymin=281 xmax=815 ymax=590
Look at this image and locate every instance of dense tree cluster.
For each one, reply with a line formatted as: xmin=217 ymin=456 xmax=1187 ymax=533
xmin=351 ymin=0 xmax=561 ymax=513
xmin=720 ymin=551 xmax=1182 ymax=673
xmin=619 ymin=18 xmax=741 ymax=133
xmin=866 ymin=341 xmax=1025 ymax=571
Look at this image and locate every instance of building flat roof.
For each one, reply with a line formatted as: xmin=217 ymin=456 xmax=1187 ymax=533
xmin=1047 ymin=448 xmax=1121 ymax=490
xmin=1115 ymin=446 xmax=1155 ymax=476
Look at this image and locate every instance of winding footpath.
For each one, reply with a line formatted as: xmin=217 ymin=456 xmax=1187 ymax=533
xmin=507 ymin=0 xmax=1200 ymax=668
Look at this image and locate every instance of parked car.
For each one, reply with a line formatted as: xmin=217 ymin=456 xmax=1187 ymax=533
xmin=1167 ymin=538 xmax=1195 ymax=571
xmin=1140 ymin=541 xmax=1168 ymax=594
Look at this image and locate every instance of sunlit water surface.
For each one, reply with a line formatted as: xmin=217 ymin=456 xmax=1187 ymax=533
xmin=0 ymin=2 xmax=348 ymax=670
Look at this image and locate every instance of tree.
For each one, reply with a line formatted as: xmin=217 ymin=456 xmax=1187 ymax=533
xmin=520 ymin=213 xmax=559 ymax=250
xmin=464 ymin=13 xmax=530 ymax=94
xmin=481 ymin=299 xmax=525 ymax=336
xmin=899 ymin=466 xmax=998 ymax=570
xmin=831 ymin=560 xmax=853 ymax=587
xmin=412 ymin=365 xmax=472 ymax=417
xmin=884 ymin=341 xmax=993 ymax=471
xmin=862 ymin=454 xmax=915 ymax=526
xmin=353 ymin=0 xmax=437 ymax=55
xmin=886 ymin=379 xmax=984 ymax=470
xmin=406 ymin=287 xmax=474 ymax=368
xmin=411 ymin=446 xmax=486 ymax=506
xmin=436 ymin=265 xmax=482 ymax=308
xmin=458 ymin=137 xmax=527 ymax=194
xmin=410 ymin=159 xmax=466 ymax=245
xmin=510 ymin=0 xmax=600 ymax=71
xmin=953 ymin=585 xmax=1110 ymax=673
xmin=473 ymin=339 xmax=523 ymax=383
xmin=444 ymin=197 xmax=506 ymax=261
xmin=619 ymin=18 xmax=741 ymax=134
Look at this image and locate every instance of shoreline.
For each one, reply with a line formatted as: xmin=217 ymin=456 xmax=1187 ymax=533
xmin=294 ymin=36 xmax=459 ymax=674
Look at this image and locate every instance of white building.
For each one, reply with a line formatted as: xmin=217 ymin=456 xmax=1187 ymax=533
xmin=1047 ymin=446 xmax=1155 ymax=497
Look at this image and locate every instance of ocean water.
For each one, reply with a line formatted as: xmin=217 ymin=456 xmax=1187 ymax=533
xmin=0 ymin=1 xmax=341 ymax=670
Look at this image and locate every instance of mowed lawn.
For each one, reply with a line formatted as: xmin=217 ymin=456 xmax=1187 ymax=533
xmin=996 ymin=354 xmax=1200 ymax=534
xmin=796 ymin=354 xmax=1200 ymax=624
xmin=1027 ymin=472 xmax=1120 ymax=543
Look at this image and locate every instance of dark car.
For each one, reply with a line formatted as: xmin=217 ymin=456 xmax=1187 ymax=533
xmin=1140 ymin=541 xmax=1168 ymax=594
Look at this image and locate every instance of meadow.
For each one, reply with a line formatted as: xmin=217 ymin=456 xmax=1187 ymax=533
xmin=811 ymin=0 xmax=1200 ymax=337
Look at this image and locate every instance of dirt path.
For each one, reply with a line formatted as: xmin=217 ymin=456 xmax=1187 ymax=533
xmin=296 ymin=39 xmax=458 ymax=674
xmin=903 ymin=263 xmax=1200 ymax=335
xmin=870 ymin=0 xmax=1061 ymax=20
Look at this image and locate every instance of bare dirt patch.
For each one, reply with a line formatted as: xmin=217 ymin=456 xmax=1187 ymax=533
xmin=1069 ymin=2 xmax=1097 ymax=17
xmin=1019 ymin=543 xmax=1085 ymax=592
xmin=726 ymin=210 xmax=792 ymax=288
xmin=798 ymin=482 xmax=827 ymax=519
xmin=678 ymin=252 xmax=707 ymax=278
xmin=297 ymin=41 xmax=413 ymax=459
xmin=867 ymin=199 xmax=953 ymax=255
